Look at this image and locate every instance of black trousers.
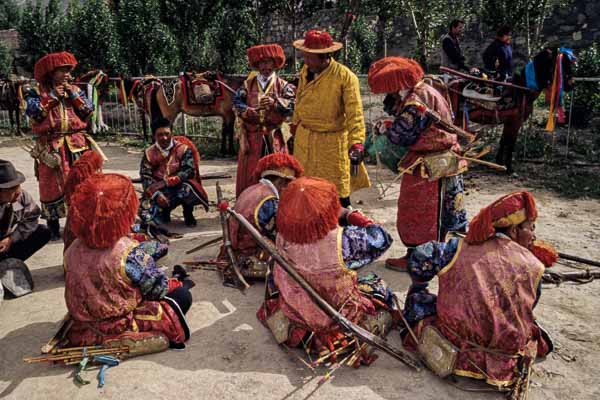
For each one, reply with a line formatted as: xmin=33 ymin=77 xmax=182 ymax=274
xmin=0 ymin=225 xmax=51 ymax=262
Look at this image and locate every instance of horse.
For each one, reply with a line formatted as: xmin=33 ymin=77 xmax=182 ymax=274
xmin=124 ymin=71 xmax=244 ymax=155
xmin=74 ymin=70 xmax=111 ymax=134
xmin=432 ymin=47 xmax=575 ymax=174
xmin=0 ymin=77 xmax=27 ymax=135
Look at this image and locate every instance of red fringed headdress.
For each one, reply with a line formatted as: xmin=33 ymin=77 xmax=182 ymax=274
xmin=466 ymin=191 xmax=538 ymax=244
xmin=368 ymin=57 xmax=424 ymax=94
xmin=276 ymin=177 xmax=340 ymax=244
xmin=253 ymin=153 xmax=304 ymax=181
xmin=69 ymin=173 xmax=139 ymax=249
xmin=34 ymin=52 xmax=78 ymax=83
xmin=64 ymin=151 xmax=104 ymax=205
xmin=293 ymin=30 xmax=343 ymax=53
xmin=247 ymin=44 xmax=286 ymax=69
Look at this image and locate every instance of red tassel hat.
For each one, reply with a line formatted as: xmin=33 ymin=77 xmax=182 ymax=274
xmin=253 ymin=153 xmax=304 ymax=181
xmin=466 ymin=191 xmax=538 ymax=244
xmin=247 ymin=44 xmax=286 ymax=69
xmin=69 ymin=173 xmax=139 ymax=249
xmin=367 ymin=57 xmax=424 ymax=94
xmin=293 ymin=30 xmax=343 ymax=53
xmin=64 ymin=151 xmax=105 ymax=205
xmin=33 ymin=51 xmax=78 ymax=84
xmin=276 ymin=177 xmax=340 ymax=244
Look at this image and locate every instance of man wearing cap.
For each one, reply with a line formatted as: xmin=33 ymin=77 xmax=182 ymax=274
xmin=368 ymin=57 xmax=467 ymax=271
xmin=258 ymin=177 xmax=393 ymax=359
xmin=225 ymin=153 xmax=303 ymax=280
xmin=291 ymin=30 xmax=370 ymax=208
xmin=0 ymin=160 xmax=51 ymax=300
xmin=24 ymin=52 xmax=95 ymax=240
xmin=139 ymin=117 xmax=209 ymax=228
xmin=402 ymin=191 xmax=554 ymax=389
xmin=233 ymin=43 xmax=295 ymax=197
xmin=64 ymin=173 xmax=193 ymax=351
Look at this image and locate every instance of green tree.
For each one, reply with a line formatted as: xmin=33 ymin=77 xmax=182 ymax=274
xmin=64 ymin=0 xmax=124 ymax=74
xmin=0 ymin=0 xmax=21 ymax=30
xmin=345 ymin=15 xmax=377 ymax=73
xmin=117 ymin=0 xmax=180 ymax=75
xmin=0 ymin=43 xmax=11 ymax=77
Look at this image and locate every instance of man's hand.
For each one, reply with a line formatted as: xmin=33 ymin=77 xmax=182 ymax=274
xmin=469 ymin=67 xmax=480 ymax=75
xmin=0 ymin=237 xmax=12 ymax=253
xmin=63 ymin=83 xmax=76 ymax=97
xmin=146 ymin=180 xmax=166 ymax=197
xmin=53 ymin=85 xmax=66 ymax=98
xmin=156 ymin=194 xmax=170 ymax=209
xmin=243 ymin=107 xmax=258 ymax=119
xmin=259 ymin=96 xmax=275 ymax=109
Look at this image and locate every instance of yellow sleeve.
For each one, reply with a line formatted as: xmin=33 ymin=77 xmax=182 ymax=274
xmin=342 ymin=70 xmax=366 ymax=146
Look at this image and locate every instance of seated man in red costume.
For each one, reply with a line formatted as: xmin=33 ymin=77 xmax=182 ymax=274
xmin=226 ymin=153 xmax=303 ymax=280
xmin=367 ymin=57 xmax=468 ymax=271
xmin=233 ymin=43 xmax=295 ymax=197
xmin=24 ymin=52 xmax=96 ymax=240
xmin=258 ymin=177 xmax=394 ymax=363
xmin=64 ymin=173 xmax=193 ymax=351
xmin=402 ymin=191 xmax=555 ymax=390
xmin=139 ymin=117 xmax=209 ymax=227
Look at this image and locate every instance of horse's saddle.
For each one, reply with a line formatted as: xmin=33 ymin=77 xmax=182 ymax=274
xmin=181 ymin=72 xmax=223 ymax=106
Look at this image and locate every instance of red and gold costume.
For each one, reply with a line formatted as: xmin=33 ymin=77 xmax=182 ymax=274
xmin=24 ymin=52 xmax=96 ymax=222
xmin=368 ymin=57 xmax=467 ymax=269
xmin=233 ymin=44 xmax=295 ymax=197
xmin=403 ymin=192 xmax=553 ymax=388
xmin=64 ymin=174 xmax=190 ymax=350
xmin=139 ymin=136 xmax=209 ymax=225
xmin=227 ymin=154 xmax=303 ymax=279
xmin=258 ymin=177 xmax=393 ymax=358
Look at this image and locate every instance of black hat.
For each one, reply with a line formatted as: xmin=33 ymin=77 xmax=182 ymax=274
xmin=0 ymin=160 xmax=25 ymax=189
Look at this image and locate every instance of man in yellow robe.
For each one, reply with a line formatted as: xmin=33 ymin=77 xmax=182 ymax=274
xmin=292 ymin=30 xmax=370 ymax=207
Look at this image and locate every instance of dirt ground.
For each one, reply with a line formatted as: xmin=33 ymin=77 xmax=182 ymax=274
xmin=0 ymin=142 xmax=599 ymax=400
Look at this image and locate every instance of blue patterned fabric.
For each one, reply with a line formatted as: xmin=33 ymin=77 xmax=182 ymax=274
xmin=125 ymin=242 xmax=169 ymax=300
xmin=257 ymin=198 xmax=278 ymax=239
xmin=384 ymin=105 xmax=431 ymax=147
xmin=341 ymin=224 xmax=393 ymax=269
xmin=403 ymin=238 xmax=460 ymax=324
xmin=441 ymin=175 xmax=468 ymax=235
xmin=357 ymin=272 xmax=397 ymax=310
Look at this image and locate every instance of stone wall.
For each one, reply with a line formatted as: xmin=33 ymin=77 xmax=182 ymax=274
xmin=261 ymin=0 xmax=600 ymax=71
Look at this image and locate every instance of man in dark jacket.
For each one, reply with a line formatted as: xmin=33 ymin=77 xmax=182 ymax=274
xmin=482 ymin=26 xmax=513 ymax=80
xmin=0 ymin=159 xmax=51 ymax=300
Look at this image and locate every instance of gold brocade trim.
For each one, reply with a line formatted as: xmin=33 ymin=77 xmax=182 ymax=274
xmin=438 ymin=238 xmax=463 ymax=277
xmin=120 ymin=240 xmax=140 ymax=285
xmin=493 ymin=209 xmax=527 ymax=228
xmin=254 ymin=195 xmax=277 ymax=229
xmin=135 ymin=304 xmax=164 ymax=321
xmin=131 ymin=318 xmax=139 ymax=332
xmin=453 ymin=368 xmax=515 ymax=388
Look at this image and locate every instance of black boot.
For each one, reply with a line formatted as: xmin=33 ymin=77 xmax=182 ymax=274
xmin=47 ymin=219 xmax=61 ymax=241
xmin=183 ymin=206 xmax=196 ymax=227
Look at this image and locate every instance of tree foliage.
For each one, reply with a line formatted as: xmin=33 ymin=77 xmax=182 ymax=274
xmin=0 ymin=0 xmax=21 ymax=30
xmin=0 ymin=43 xmax=11 ymax=77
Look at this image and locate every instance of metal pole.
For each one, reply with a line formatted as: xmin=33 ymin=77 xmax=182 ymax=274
xmin=566 ymin=85 xmax=575 ymax=159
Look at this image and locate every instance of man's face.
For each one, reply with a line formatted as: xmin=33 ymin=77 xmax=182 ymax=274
xmin=499 ymin=33 xmax=512 ymax=44
xmin=155 ymin=127 xmax=172 ymax=149
xmin=513 ymin=220 xmax=536 ymax=248
xmin=452 ymin=23 xmax=465 ymax=36
xmin=51 ymin=66 xmax=71 ymax=85
xmin=302 ymin=52 xmax=328 ymax=74
xmin=258 ymin=58 xmax=275 ymax=77
xmin=0 ymin=185 xmax=21 ymax=205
